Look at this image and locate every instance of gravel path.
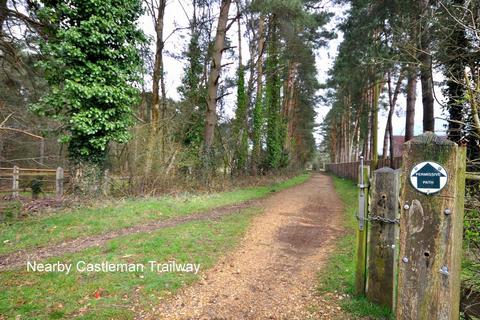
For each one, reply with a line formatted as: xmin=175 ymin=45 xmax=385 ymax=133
xmin=137 ymin=173 xmax=348 ymax=319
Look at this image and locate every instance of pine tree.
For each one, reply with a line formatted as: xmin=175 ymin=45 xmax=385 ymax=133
xmin=264 ymin=16 xmax=283 ymax=170
xmin=232 ymin=2 xmax=249 ymax=174
xmin=178 ymin=31 xmax=206 ymax=167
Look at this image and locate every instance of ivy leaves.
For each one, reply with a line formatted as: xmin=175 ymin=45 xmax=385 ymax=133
xmin=32 ymin=0 xmax=146 ymax=164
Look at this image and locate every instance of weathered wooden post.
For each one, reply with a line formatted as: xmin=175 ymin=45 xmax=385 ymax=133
xmin=102 ymin=169 xmax=110 ymax=196
xmin=366 ymin=167 xmax=400 ymax=310
xmin=56 ymin=167 xmax=64 ymax=198
xmin=12 ymin=166 xmax=19 ymax=198
xmin=355 ymin=157 xmax=370 ymax=295
xmin=39 ymin=138 xmax=45 ymax=165
xmin=397 ymin=132 xmax=466 ymax=320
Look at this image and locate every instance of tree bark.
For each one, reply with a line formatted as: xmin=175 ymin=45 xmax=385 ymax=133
xmin=251 ymin=15 xmax=265 ymax=174
xmin=445 ymin=0 xmax=468 ymax=144
xmin=420 ymin=60 xmax=434 ymax=132
xmin=371 ymin=81 xmax=381 ymax=169
xmin=144 ymin=0 xmax=167 ymax=178
xmin=203 ymin=0 xmax=231 ymax=151
xmin=0 ymin=0 xmax=7 ymax=34
xmin=419 ymin=0 xmax=435 ymax=132
xmin=405 ymin=66 xmax=417 ymax=141
xmin=364 ymin=88 xmax=371 ymax=160
xmin=383 ymin=70 xmax=404 ymax=164
xmin=245 ymin=11 xmax=257 ymax=114
xmin=382 ymin=128 xmax=389 ymax=160
xmin=282 ymin=61 xmax=297 ymax=153
xmin=148 ymin=0 xmax=166 ymax=127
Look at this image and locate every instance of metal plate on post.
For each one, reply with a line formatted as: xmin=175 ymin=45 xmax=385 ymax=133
xmin=358 ymin=192 xmax=365 ymax=230
xmin=409 ymin=161 xmax=448 ymax=195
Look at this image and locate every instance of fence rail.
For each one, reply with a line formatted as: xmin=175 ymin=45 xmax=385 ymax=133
xmin=0 ymin=166 xmax=68 ymax=197
xmin=325 ymin=157 xmax=403 ymax=182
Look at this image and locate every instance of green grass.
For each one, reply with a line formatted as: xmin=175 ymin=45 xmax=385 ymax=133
xmin=0 ymin=174 xmax=309 ymax=255
xmin=0 ymin=207 xmax=260 ymax=319
xmin=317 ymin=176 xmax=392 ymax=319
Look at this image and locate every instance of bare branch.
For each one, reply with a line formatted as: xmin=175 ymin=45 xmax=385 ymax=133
xmin=216 ymin=91 xmax=232 ymax=101
xmin=0 ymin=127 xmax=44 ymax=140
xmin=0 ymin=113 xmax=13 ymax=127
xmin=225 ymin=13 xmax=241 ymax=32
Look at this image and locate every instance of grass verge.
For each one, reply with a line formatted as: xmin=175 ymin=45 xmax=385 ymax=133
xmin=0 ymin=207 xmax=260 ymax=319
xmin=316 ymin=176 xmax=392 ymax=319
xmin=0 ymin=174 xmax=309 ymax=255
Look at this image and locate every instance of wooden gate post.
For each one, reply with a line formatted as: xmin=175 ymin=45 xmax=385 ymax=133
xmin=366 ymin=167 xmax=400 ymax=310
xmin=397 ymin=132 xmax=466 ymax=320
xmin=12 ymin=166 xmax=19 ymax=198
xmin=56 ymin=167 xmax=64 ymax=198
xmin=355 ymin=160 xmax=370 ymax=295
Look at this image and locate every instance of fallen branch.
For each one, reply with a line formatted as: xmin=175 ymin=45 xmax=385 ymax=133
xmin=0 ymin=127 xmax=44 ymax=140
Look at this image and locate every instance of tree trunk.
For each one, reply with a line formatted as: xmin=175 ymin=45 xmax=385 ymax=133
xmin=0 ymin=0 xmax=7 ymax=34
xmin=71 ymin=161 xmax=103 ymax=197
xmin=204 ymin=0 xmax=231 ymax=151
xmin=420 ymin=62 xmax=434 ymax=132
xmin=386 ymin=71 xmax=404 ymax=164
xmin=419 ymin=0 xmax=435 ymax=132
xmin=365 ymin=89 xmax=371 ymax=160
xmin=405 ymin=66 xmax=417 ymax=141
xmin=371 ymin=81 xmax=381 ymax=169
xmin=445 ymin=0 xmax=468 ymax=144
xmin=245 ymin=11 xmax=256 ymax=118
xmin=251 ymin=15 xmax=265 ymax=175
xmin=382 ymin=126 xmax=389 ymax=160
xmin=144 ymin=0 xmax=166 ymax=178
xmin=232 ymin=0 xmax=248 ymax=174
xmin=265 ymin=16 xmax=282 ymax=169
xmin=150 ymin=0 xmax=166 ymax=128
xmin=352 ymin=108 xmax=361 ymax=160
xmin=282 ymin=61 xmax=297 ymax=153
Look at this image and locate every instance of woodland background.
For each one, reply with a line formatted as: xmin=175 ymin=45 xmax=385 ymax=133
xmin=0 ymin=0 xmax=479 ymax=313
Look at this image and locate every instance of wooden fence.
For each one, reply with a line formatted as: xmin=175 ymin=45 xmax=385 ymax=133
xmin=325 ymin=157 xmax=402 ymax=182
xmin=0 ymin=166 xmax=68 ymax=198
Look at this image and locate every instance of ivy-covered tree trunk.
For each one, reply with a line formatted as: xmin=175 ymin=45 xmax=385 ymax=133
xmin=282 ymin=60 xmax=298 ymax=160
xmin=265 ymin=16 xmax=283 ymax=170
xmin=251 ymin=15 xmax=265 ymax=175
xmin=71 ymin=161 xmax=103 ymax=196
xmin=33 ymin=0 xmax=145 ymax=195
xmin=233 ymin=2 xmax=248 ymax=175
xmin=178 ymin=30 xmax=205 ymax=170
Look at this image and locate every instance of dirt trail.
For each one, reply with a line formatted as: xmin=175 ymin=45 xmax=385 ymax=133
xmin=138 ymin=173 xmax=348 ymax=320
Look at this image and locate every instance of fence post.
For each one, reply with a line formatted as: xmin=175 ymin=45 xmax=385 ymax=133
xmin=102 ymin=169 xmax=110 ymax=196
xmin=397 ymin=132 xmax=466 ymax=320
xmin=39 ymin=138 xmax=45 ymax=165
xmin=366 ymin=167 xmax=400 ymax=310
xmin=12 ymin=166 xmax=19 ymax=198
xmin=56 ymin=167 xmax=64 ymax=198
xmin=355 ymin=159 xmax=370 ymax=295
